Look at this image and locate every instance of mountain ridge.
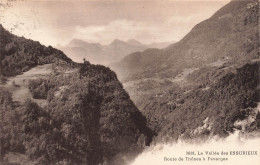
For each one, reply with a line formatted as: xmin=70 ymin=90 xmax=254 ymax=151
xmin=110 ymin=0 xmax=259 ymax=82
xmin=58 ymin=38 xmax=172 ymax=65
xmin=109 ymin=0 xmax=260 ymax=142
xmin=0 ymin=24 xmax=74 ymax=77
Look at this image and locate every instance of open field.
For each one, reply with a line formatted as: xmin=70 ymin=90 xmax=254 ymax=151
xmin=0 ymin=64 xmax=53 ymax=105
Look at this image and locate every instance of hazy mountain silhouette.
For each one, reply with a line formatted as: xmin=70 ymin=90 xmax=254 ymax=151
xmin=58 ymin=38 xmax=172 ymax=65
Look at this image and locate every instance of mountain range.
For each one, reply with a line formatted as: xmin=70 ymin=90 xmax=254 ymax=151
xmin=110 ymin=0 xmax=259 ymax=82
xmin=110 ymin=0 xmax=260 ymax=142
xmin=0 ymin=0 xmax=259 ymax=164
xmin=58 ymin=39 xmax=171 ymax=65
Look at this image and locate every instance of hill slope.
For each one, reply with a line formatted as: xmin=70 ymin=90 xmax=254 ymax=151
xmin=111 ymin=0 xmax=259 ymax=81
xmin=0 ymin=25 xmax=153 ymax=165
xmin=110 ymin=0 xmax=260 ymax=142
xmin=0 ymin=24 xmax=74 ymax=77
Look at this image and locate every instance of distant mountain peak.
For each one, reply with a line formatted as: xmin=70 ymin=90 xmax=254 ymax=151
xmin=113 ymin=38 xmax=121 ymax=42
xmin=69 ymin=39 xmax=89 ymax=47
xmin=110 ymin=39 xmax=126 ymax=46
xmin=58 ymin=37 xmax=173 ymax=65
xmin=111 ymin=0 xmax=259 ymax=81
xmin=70 ymin=38 xmax=85 ymax=43
xmin=126 ymin=39 xmax=145 ymax=46
xmin=68 ymin=39 xmax=101 ymax=47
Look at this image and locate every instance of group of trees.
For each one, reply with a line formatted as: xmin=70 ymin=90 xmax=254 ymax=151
xmin=0 ymin=89 xmax=25 ymax=161
xmin=28 ymin=79 xmax=52 ymax=99
xmin=135 ymin=61 xmax=259 ymax=142
xmin=0 ymin=25 xmax=73 ymax=77
xmin=1 ymin=61 xmax=153 ymax=165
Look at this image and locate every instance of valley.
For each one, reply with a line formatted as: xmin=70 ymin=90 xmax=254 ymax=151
xmin=110 ymin=0 xmax=260 ymax=143
xmin=0 ymin=0 xmax=259 ymax=165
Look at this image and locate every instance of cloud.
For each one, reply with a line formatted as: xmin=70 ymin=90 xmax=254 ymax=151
xmin=0 ymin=0 xmax=230 ymax=46
xmin=72 ymin=12 xmax=211 ymax=45
xmin=73 ymin=20 xmax=155 ymax=44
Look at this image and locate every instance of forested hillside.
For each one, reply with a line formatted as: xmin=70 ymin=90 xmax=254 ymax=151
xmin=0 ymin=24 xmax=73 ymax=77
xmin=138 ymin=61 xmax=259 ymax=142
xmin=0 ymin=25 xmax=153 ymax=165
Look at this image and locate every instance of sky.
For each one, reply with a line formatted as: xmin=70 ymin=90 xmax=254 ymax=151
xmin=0 ymin=0 xmax=230 ymax=47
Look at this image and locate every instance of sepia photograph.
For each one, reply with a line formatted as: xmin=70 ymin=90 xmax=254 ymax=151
xmin=0 ymin=0 xmax=259 ymax=164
